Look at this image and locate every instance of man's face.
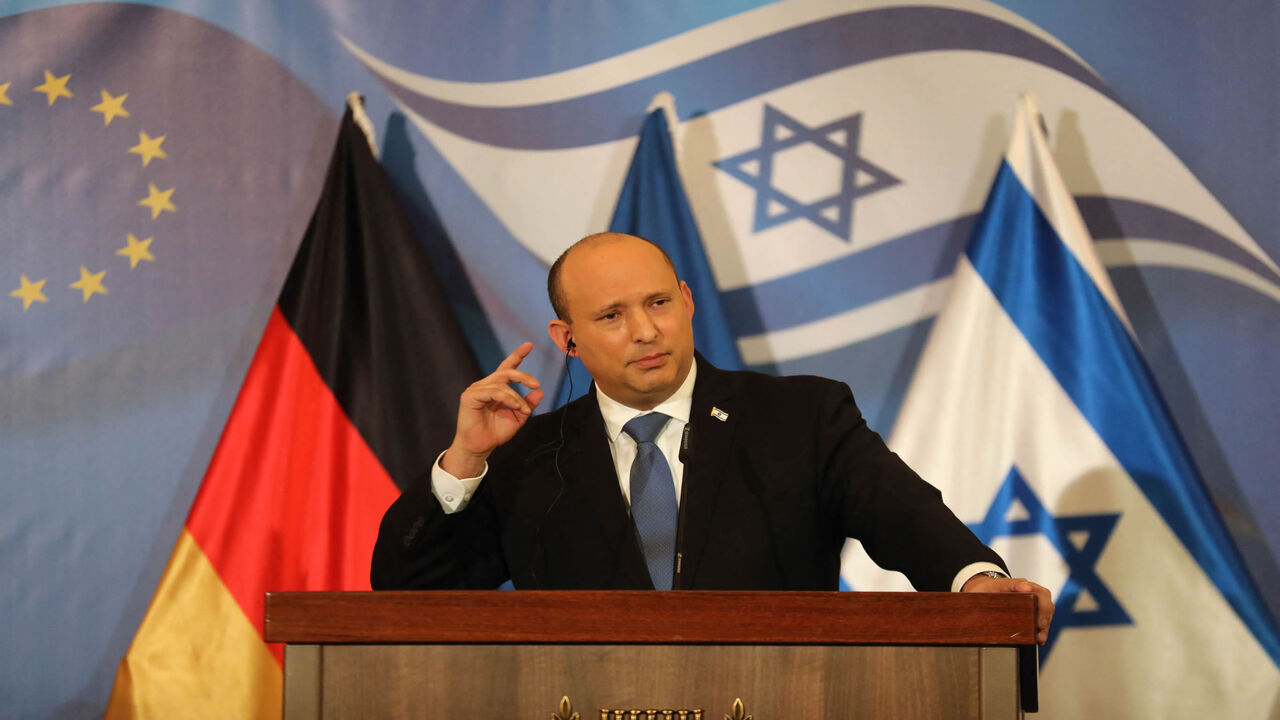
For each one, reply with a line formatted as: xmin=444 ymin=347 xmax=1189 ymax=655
xmin=553 ymin=236 xmax=695 ymax=410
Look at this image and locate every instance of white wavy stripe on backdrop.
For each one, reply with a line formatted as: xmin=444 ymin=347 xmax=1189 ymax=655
xmin=339 ymin=0 xmax=1091 ymax=108
xmin=344 ymin=0 xmax=1279 ymax=376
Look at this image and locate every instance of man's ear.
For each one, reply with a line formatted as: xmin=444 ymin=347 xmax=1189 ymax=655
xmin=679 ymin=280 xmax=695 ymax=318
xmin=547 ymin=319 xmax=575 ymax=356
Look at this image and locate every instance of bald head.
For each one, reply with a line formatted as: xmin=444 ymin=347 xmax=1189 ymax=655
xmin=547 ymin=233 xmax=678 ymax=322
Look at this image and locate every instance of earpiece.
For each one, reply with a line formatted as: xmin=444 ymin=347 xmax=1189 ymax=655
xmin=566 ymin=338 xmax=576 ymax=353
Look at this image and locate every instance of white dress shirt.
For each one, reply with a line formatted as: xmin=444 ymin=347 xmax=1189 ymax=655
xmin=594 ymin=362 xmax=695 ymax=508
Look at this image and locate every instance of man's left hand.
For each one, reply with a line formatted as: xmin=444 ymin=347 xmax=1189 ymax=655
xmin=961 ymin=574 xmax=1054 ymax=645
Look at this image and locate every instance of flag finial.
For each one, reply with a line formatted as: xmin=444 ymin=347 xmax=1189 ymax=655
xmin=346 ymin=91 xmax=378 ymax=157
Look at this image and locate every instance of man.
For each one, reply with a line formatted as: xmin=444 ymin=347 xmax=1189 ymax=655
xmin=373 ymin=232 xmax=1053 ymax=642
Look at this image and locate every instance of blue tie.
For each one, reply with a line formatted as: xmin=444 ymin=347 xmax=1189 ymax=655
xmin=623 ymin=412 xmax=678 ymax=590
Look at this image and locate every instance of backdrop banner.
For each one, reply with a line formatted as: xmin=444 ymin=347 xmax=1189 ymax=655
xmin=2 ymin=2 xmax=1277 ymax=716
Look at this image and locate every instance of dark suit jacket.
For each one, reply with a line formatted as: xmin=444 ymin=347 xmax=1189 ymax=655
xmin=371 ymin=356 xmax=1005 ymax=592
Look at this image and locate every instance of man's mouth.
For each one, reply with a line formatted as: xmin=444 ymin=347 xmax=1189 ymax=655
xmin=630 ymin=352 xmax=668 ymax=369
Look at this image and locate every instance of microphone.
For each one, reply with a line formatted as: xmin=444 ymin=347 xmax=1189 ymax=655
xmin=674 ymin=423 xmax=693 ymax=587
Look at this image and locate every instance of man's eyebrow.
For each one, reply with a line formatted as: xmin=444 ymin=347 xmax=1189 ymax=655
xmin=589 ymin=291 xmax=672 ymax=317
xmin=590 ymin=302 xmax=623 ymax=317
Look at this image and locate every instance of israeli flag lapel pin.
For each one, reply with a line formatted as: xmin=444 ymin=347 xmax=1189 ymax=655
xmin=710 ymin=407 xmax=729 ymax=422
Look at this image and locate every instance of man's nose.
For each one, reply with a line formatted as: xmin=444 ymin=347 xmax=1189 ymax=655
xmin=630 ymin=310 xmax=659 ymax=342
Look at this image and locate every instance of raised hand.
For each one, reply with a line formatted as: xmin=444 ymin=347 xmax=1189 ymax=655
xmin=441 ymin=342 xmax=545 ymax=478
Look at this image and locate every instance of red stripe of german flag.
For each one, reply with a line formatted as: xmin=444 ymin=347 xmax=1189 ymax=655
xmin=106 ymin=100 xmax=479 ymax=717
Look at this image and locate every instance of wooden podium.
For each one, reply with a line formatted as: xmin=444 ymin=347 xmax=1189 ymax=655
xmin=265 ymin=591 xmax=1038 ymax=719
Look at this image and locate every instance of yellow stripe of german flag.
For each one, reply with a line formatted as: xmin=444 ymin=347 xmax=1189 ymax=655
xmin=105 ymin=530 xmax=280 ymax=718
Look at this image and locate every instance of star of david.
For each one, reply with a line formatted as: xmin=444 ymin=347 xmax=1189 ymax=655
xmin=714 ymin=104 xmax=900 ymax=241
xmin=968 ymin=467 xmax=1132 ymax=664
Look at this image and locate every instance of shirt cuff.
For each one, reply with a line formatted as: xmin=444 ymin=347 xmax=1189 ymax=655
xmin=430 ymin=450 xmax=486 ymax=514
xmin=951 ymin=562 xmax=1007 ymax=592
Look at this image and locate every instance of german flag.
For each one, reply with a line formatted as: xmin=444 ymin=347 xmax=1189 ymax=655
xmin=105 ymin=96 xmax=480 ymax=717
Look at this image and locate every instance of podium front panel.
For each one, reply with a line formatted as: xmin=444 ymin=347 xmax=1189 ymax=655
xmin=283 ymin=643 xmax=1022 ymax=719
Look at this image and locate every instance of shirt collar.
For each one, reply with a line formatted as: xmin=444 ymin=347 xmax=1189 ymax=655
xmin=597 ymin=360 xmax=697 ymax=443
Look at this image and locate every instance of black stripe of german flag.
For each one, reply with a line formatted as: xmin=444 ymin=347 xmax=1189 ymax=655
xmin=277 ymin=106 xmax=481 ymax=490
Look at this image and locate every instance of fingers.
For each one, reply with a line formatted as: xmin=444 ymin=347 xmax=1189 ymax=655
xmin=1015 ymin=580 xmax=1054 ymax=611
xmin=467 ymin=382 xmax=535 ymax=415
xmin=1010 ymin=579 xmax=1055 ymax=645
xmin=525 ymin=388 xmax=545 ymax=414
xmin=462 ymin=344 xmax=544 ymax=414
xmin=486 ymin=344 xmax=542 ymax=394
xmin=962 ymin=575 xmax=1054 ymax=645
xmin=1032 ymin=583 xmax=1054 ymax=644
xmin=497 ymin=341 xmax=535 ymax=370
xmin=487 ymin=367 xmax=541 ymax=392
xmin=451 ymin=344 xmax=545 ymax=460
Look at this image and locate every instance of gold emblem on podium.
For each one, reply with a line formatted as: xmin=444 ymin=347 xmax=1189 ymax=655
xmin=553 ymin=696 xmax=580 ymax=720
xmin=555 ymin=696 xmax=752 ymax=720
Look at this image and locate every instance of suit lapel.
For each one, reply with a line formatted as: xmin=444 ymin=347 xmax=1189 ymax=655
xmin=563 ymin=387 xmax=654 ymax=588
xmin=676 ymin=357 xmax=742 ymax=588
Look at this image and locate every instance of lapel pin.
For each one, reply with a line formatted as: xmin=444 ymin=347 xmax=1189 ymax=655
xmin=710 ymin=407 xmax=729 ymax=422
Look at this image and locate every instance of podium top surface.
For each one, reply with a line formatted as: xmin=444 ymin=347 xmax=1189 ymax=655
xmin=264 ymin=590 xmax=1038 ymax=646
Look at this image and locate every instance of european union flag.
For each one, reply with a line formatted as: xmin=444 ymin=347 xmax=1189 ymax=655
xmin=0 ymin=4 xmax=335 ymax=716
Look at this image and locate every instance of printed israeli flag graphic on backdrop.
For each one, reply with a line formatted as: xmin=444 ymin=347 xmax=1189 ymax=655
xmin=842 ymin=94 xmax=1280 ymax=718
xmin=342 ymin=0 xmax=1280 ymax=401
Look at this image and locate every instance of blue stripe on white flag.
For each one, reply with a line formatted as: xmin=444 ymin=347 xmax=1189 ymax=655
xmin=967 ymin=160 xmax=1280 ymax=665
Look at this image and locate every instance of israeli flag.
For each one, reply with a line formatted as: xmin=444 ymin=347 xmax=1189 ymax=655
xmin=843 ymin=94 xmax=1280 ymax=717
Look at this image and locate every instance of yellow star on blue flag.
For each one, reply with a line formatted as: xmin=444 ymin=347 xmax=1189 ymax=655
xmin=10 ymin=275 xmax=49 ymax=310
xmin=33 ymin=70 xmax=73 ymax=105
xmin=91 ymin=90 xmax=130 ymax=125
xmin=69 ymin=265 xmax=108 ymax=302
